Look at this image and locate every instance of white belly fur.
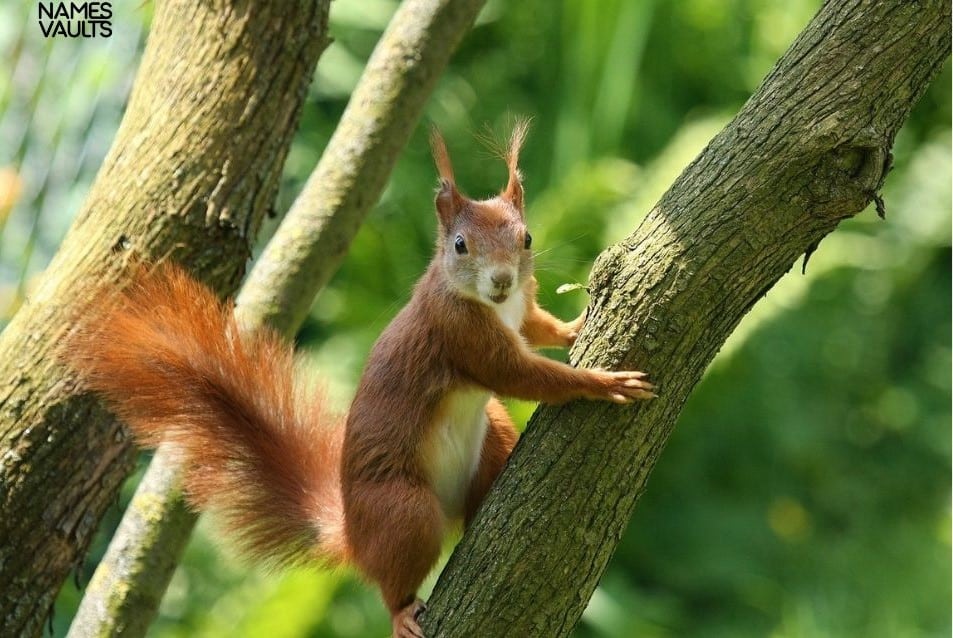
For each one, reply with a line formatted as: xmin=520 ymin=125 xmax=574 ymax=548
xmin=427 ymin=287 xmax=526 ymax=517
xmin=428 ymin=388 xmax=490 ymax=518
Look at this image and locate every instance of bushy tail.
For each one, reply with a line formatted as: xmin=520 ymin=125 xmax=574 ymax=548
xmin=64 ymin=263 xmax=347 ymax=568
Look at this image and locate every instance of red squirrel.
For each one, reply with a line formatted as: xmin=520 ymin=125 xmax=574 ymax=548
xmin=65 ymin=122 xmax=655 ymax=638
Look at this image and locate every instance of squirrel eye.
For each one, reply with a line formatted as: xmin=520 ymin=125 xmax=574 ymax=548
xmin=524 ymin=232 xmax=533 ymax=250
xmin=454 ymin=234 xmax=468 ymax=255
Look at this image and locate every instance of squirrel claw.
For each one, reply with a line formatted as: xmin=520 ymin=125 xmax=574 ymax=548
xmin=594 ymin=369 xmax=656 ymax=403
xmin=392 ymin=599 xmax=427 ymax=638
xmin=624 ymin=378 xmax=655 ymax=390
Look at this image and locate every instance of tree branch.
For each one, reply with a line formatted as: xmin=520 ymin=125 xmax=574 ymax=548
xmin=66 ymin=1 xmax=487 ymax=635
xmin=0 ymin=2 xmax=330 ymax=635
xmin=236 ymin=0 xmax=489 ymax=336
xmin=422 ymin=1 xmax=951 ymax=635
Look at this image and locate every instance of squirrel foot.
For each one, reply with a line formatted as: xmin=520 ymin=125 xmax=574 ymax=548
xmin=392 ymin=599 xmax=426 ymax=638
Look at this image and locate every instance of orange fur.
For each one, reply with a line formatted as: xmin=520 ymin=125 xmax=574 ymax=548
xmin=429 ymin=127 xmax=466 ymax=228
xmin=64 ymin=265 xmax=347 ymax=568
xmin=521 ymin=276 xmax=586 ymax=348
xmin=502 ymin=116 xmax=529 ymax=208
xmin=63 ymin=122 xmax=653 ymax=638
xmin=429 ymin=125 xmax=456 ymax=185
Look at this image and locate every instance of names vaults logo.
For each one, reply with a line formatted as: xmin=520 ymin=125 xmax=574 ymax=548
xmin=38 ymin=2 xmax=113 ymax=38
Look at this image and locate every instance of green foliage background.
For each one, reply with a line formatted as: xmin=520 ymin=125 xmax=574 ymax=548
xmin=1 ymin=1 xmax=948 ymax=636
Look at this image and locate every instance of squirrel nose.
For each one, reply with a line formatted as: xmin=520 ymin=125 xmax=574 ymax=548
xmin=490 ymin=270 xmax=513 ymax=289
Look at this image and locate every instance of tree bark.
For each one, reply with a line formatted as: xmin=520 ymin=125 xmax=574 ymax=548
xmin=0 ymin=2 xmax=330 ymax=636
xmin=236 ymin=0 xmax=490 ymax=336
xmin=422 ymin=1 xmax=951 ymax=636
xmin=66 ymin=1 xmax=488 ymax=635
xmin=66 ymin=458 xmax=196 ymax=638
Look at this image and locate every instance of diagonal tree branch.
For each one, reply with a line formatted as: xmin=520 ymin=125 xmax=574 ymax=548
xmin=0 ymin=3 xmax=330 ymax=635
xmin=422 ymin=1 xmax=951 ymax=635
xmin=66 ymin=1 xmax=488 ymax=635
xmin=236 ymin=0 xmax=489 ymax=336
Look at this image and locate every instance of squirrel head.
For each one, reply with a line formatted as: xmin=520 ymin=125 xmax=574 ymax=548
xmin=429 ymin=120 xmax=533 ymax=306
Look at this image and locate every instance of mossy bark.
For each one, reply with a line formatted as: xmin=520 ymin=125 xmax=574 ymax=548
xmin=66 ymin=458 xmax=195 ymax=638
xmin=66 ymin=1 xmax=487 ymax=636
xmin=0 ymin=2 xmax=330 ymax=636
xmin=422 ymin=1 xmax=951 ymax=635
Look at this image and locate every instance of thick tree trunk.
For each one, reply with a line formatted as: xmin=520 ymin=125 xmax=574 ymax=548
xmin=0 ymin=2 xmax=330 ymax=635
xmin=422 ymin=1 xmax=951 ymax=636
xmin=66 ymin=1 xmax=488 ymax=636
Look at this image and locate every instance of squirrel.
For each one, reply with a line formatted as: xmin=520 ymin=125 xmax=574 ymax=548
xmin=64 ymin=122 xmax=655 ymax=638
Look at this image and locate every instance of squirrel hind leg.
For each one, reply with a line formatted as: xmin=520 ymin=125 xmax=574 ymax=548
xmin=343 ymin=480 xmax=443 ymax=628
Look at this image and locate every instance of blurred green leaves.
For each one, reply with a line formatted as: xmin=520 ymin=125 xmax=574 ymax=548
xmin=0 ymin=0 xmax=147 ymax=320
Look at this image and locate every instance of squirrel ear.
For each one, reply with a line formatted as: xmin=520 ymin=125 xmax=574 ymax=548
xmin=501 ymin=117 xmax=530 ymax=211
xmin=430 ymin=126 xmax=466 ymax=226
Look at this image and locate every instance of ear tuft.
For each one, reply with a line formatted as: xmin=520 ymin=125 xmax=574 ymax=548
xmin=502 ymin=116 xmax=531 ymax=210
xmin=429 ymin=126 xmax=455 ymax=185
xmin=429 ymin=126 xmax=466 ymax=226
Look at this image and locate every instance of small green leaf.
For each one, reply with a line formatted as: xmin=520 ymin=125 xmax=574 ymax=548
xmin=556 ymin=282 xmax=585 ymax=295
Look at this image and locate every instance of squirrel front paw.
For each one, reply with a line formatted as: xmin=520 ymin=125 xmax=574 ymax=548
xmin=586 ymin=369 xmax=656 ymax=403
xmin=561 ymin=310 xmax=588 ymax=347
